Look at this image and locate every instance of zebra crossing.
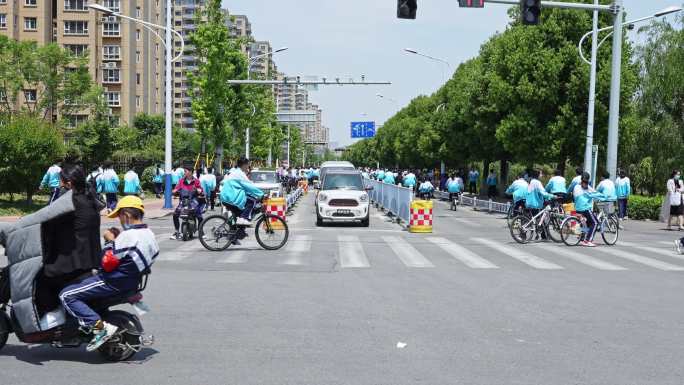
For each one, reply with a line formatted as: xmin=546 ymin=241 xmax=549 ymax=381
xmin=147 ymin=232 xmax=684 ymax=273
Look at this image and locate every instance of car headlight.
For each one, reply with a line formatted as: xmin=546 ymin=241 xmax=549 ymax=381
xmin=318 ymin=193 xmax=328 ymax=202
xmin=359 ymin=193 xmax=368 ymax=202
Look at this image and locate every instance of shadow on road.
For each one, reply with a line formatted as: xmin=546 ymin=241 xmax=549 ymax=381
xmin=0 ymin=343 xmax=159 ymax=366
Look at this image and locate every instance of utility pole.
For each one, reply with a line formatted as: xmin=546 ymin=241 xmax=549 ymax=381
xmin=605 ymin=0 xmax=623 ymax=179
xmin=583 ymin=0 xmax=599 ymax=176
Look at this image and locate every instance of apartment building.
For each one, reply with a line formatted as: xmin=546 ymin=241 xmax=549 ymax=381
xmin=0 ymin=0 xmax=165 ymax=128
xmin=172 ymin=0 xmax=204 ymax=130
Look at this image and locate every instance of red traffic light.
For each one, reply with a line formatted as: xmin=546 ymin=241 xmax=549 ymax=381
xmin=458 ymin=0 xmax=485 ymax=7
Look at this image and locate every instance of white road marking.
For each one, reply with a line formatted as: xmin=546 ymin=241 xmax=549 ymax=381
xmin=472 ymin=238 xmax=563 ymax=270
xmin=158 ymin=240 xmax=203 ymax=261
xmin=534 ymin=244 xmax=627 ymax=271
xmin=338 ymin=235 xmax=370 ymax=268
xmin=382 ymin=236 xmax=434 ymax=268
xmin=659 ymin=241 xmax=675 ymax=246
xmin=216 ymin=239 xmax=261 ymax=264
xmin=451 ymin=218 xmax=482 ymax=227
xmin=426 ymin=237 xmax=498 ymax=269
xmin=593 ymin=247 xmax=684 ymax=271
xmin=280 ymin=235 xmax=312 ymax=265
xmin=620 ymin=242 xmax=684 ymax=262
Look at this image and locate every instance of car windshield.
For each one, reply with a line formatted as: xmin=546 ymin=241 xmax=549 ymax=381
xmin=322 ymin=174 xmax=364 ymax=190
xmin=251 ymin=172 xmax=277 ymax=183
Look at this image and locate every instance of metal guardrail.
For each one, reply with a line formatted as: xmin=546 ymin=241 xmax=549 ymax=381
xmin=366 ymin=179 xmax=413 ymax=223
xmin=430 ymin=191 xmax=512 ymax=214
xmin=286 ymin=187 xmax=303 ymax=211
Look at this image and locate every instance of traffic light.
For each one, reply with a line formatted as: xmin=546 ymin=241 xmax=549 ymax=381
xmin=520 ymin=0 xmax=541 ymax=25
xmin=458 ymin=0 xmax=484 ymax=8
xmin=397 ymin=0 xmax=417 ymax=19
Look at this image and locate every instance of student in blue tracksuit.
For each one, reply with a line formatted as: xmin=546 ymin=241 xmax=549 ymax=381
xmin=486 ymin=170 xmax=498 ymax=198
xmin=40 ymin=161 xmax=63 ymax=204
xmin=506 ymin=173 xmax=529 ymax=213
xmin=383 ymin=171 xmax=396 ymax=185
xmin=615 ymin=169 xmax=631 ymax=220
xmin=171 ymin=164 xmax=185 ymax=191
xmin=567 ymin=167 xmax=584 ymax=195
xmin=199 ymin=167 xmax=217 ymax=211
xmin=100 ymin=161 xmax=119 ymax=212
xmin=468 ymin=168 xmax=480 ymax=195
xmin=573 ymin=173 xmax=606 ymax=247
xmin=403 ymin=171 xmax=417 ymax=189
xmin=152 ymin=164 xmax=164 ymax=198
xmin=376 ymin=169 xmax=385 ymax=182
xmin=418 ymin=178 xmax=435 ymax=199
xmin=219 ymin=158 xmax=265 ymax=227
xmin=526 ymin=169 xmax=556 ymax=239
xmin=123 ymin=168 xmax=141 ymax=196
xmin=545 ymin=169 xmax=567 ymax=199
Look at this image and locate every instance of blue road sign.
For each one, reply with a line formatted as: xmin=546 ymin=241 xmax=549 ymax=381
xmin=351 ymin=121 xmax=376 ymax=138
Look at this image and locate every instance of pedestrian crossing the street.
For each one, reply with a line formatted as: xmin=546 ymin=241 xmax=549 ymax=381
xmin=147 ymin=230 xmax=684 ymax=274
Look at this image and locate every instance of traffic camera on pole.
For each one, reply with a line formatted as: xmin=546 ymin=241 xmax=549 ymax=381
xmin=458 ymin=0 xmax=484 ymax=8
xmin=521 ymin=0 xmax=541 ymax=25
xmin=397 ymin=0 xmax=417 ymax=19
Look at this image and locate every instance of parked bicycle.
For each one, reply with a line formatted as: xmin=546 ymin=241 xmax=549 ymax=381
xmin=559 ymin=203 xmax=619 ymax=246
xmin=198 ymin=198 xmax=289 ymax=251
xmin=509 ymin=200 xmax=565 ymax=244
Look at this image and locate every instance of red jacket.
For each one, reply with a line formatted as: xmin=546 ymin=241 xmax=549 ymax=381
xmin=173 ymin=177 xmax=204 ymax=197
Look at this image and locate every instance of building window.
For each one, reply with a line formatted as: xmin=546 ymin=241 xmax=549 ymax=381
xmin=64 ymin=0 xmax=87 ymax=11
xmin=65 ymin=114 xmax=88 ymax=128
xmin=0 ymin=14 xmax=6 ymax=29
xmin=136 ymin=73 xmax=140 ymax=85
xmin=102 ymin=45 xmax=120 ymax=60
xmin=25 ymin=0 xmax=37 ymax=6
xmin=103 ymin=0 xmax=120 ymax=13
xmin=24 ymin=89 xmax=37 ymax=103
xmin=104 ymin=92 xmax=120 ymax=107
xmin=135 ymin=7 xmax=141 ymax=18
xmin=103 ymin=22 xmax=120 ymax=37
xmin=24 ymin=17 xmax=37 ymax=31
xmin=64 ymin=21 xmax=88 ymax=35
xmin=135 ymin=51 xmax=140 ymax=63
xmin=64 ymin=44 xmax=88 ymax=57
xmin=102 ymin=68 xmax=120 ymax=83
xmin=136 ymin=29 xmax=140 ymax=41
xmin=155 ymin=43 xmax=159 ymax=54
xmin=136 ymin=96 xmax=140 ymax=108
xmin=0 ymin=0 xmax=7 ymax=5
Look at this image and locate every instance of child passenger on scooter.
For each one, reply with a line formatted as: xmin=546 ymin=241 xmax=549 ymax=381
xmin=59 ymin=196 xmax=159 ymax=352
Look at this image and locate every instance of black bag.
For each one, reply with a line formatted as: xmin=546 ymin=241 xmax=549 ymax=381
xmin=0 ymin=267 xmax=10 ymax=305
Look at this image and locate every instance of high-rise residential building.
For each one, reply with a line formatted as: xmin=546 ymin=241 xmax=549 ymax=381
xmin=0 ymin=0 xmax=165 ymax=129
xmin=172 ymin=0 xmax=205 ymax=130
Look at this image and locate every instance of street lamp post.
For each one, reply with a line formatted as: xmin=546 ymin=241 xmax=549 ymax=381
xmin=404 ymin=48 xmax=451 ymax=83
xmin=245 ymin=47 xmax=288 ymax=159
xmin=578 ymin=4 xmax=682 ymax=178
xmin=88 ymin=3 xmax=185 ymax=209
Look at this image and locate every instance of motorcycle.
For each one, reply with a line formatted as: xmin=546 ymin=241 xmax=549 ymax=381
xmin=0 ymin=192 xmax=153 ymax=361
xmin=179 ymin=195 xmax=199 ymax=241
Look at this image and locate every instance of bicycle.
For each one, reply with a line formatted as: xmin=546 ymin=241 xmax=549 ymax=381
xmin=509 ymin=200 xmax=565 ymax=244
xmin=198 ymin=198 xmax=289 ymax=252
xmin=449 ymin=192 xmax=461 ymax=211
xmin=559 ymin=202 xmax=619 ymax=246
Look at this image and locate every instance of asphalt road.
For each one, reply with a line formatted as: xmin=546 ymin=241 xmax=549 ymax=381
xmin=2 ymin=193 xmax=684 ymax=385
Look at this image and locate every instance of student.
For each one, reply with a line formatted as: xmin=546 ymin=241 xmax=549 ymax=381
xmin=468 ymin=167 xmax=479 ymax=195
xmin=506 ymin=173 xmax=529 ymax=214
xmin=486 ymin=170 xmax=498 ymax=199
xmin=152 ymin=164 xmax=164 ymax=198
xmin=40 ymin=160 xmax=63 ymax=204
xmin=199 ymin=167 xmax=218 ymax=211
xmin=545 ymin=169 xmax=567 ymax=198
xmin=123 ymin=168 xmax=142 ymax=196
xmin=573 ymin=173 xmax=606 ymax=247
xmin=615 ymin=169 xmax=631 ymax=220
xmin=100 ymin=161 xmax=119 ymax=213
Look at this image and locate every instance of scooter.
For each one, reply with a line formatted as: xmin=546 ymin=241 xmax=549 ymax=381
xmin=0 ymin=272 xmax=153 ymax=362
xmin=179 ymin=196 xmax=199 ymax=241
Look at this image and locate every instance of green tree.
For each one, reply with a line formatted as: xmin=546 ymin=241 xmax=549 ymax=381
xmin=0 ymin=115 xmax=65 ymax=204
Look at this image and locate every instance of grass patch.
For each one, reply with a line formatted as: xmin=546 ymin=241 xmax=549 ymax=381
xmin=0 ymin=194 xmax=50 ymax=217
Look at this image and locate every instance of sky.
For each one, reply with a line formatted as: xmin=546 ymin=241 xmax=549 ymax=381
xmin=222 ymin=0 xmax=679 ymax=147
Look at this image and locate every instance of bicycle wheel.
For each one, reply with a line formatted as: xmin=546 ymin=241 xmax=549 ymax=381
xmin=601 ymin=216 xmax=619 ymax=245
xmin=255 ymin=214 xmax=289 ymax=250
xmin=510 ymin=215 xmax=532 ymax=244
xmin=199 ymin=215 xmax=233 ymax=251
xmin=560 ymin=216 xmax=582 ymax=246
xmin=506 ymin=205 xmax=515 ymax=227
xmin=546 ymin=214 xmax=563 ymax=243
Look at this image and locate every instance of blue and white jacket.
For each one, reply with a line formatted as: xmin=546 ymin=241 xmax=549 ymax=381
xmin=172 ymin=168 xmax=185 ymax=185
xmin=403 ymin=173 xmax=417 ymax=187
xmin=573 ymin=185 xmax=606 ymax=212
xmin=199 ymin=173 xmax=217 ymax=196
xmin=152 ymin=168 xmax=164 ymax=184
xmin=525 ymin=179 xmax=555 ymax=209
xmin=40 ymin=165 xmax=62 ymax=189
xmin=545 ymin=176 xmax=567 ymax=194
xmin=596 ymin=179 xmax=617 ymax=202
xmin=100 ymin=169 xmax=119 ymax=194
xmin=567 ymin=175 xmax=582 ymax=195
xmin=219 ymin=168 xmax=264 ymax=210
xmin=383 ymin=172 xmax=396 ymax=185
xmin=102 ymin=224 xmax=159 ymax=287
xmin=123 ymin=170 xmax=141 ymax=195
xmin=506 ymin=178 xmax=529 ymax=203
xmin=447 ymin=178 xmax=464 ymax=193
xmin=615 ymin=177 xmax=631 ymax=199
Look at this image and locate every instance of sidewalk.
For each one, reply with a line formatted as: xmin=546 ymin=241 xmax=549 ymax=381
xmin=0 ymin=197 xmax=174 ymax=224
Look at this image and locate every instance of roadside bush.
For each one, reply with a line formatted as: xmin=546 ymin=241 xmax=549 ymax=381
xmin=141 ymin=166 xmax=160 ymax=192
xmin=628 ymin=195 xmax=662 ymax=220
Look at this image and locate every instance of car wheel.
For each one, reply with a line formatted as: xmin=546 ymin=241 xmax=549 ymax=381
xmin=316 ymin=214 xmax=323 ymax=227
xmin=361 ymin=215 xmax=370 ymax=227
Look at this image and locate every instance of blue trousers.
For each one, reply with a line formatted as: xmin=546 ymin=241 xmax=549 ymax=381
xmin=48 ymin=188 xmax=61 ymax=205
xmin=60 ymin=275 xmax=135 ymax=328
xmin=105 ymin=193 xmax=118 ymax=211
xmin=617 ymin=198 xmax=628 ymax=219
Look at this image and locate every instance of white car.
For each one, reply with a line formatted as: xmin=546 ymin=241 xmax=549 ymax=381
xmin=251 ymin=170 xmax=284 ymax=198
xmin=316 ymin=170 xmax=370 ymax=227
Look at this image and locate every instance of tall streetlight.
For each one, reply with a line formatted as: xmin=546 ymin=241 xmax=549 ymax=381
xmin=376 ymin=93 xmax=399 ymax=105
xmin=404 ymin=48 xmax=451 ymax=83
xmin=88 ymin=3 xmax=185 ymax=209
xmin=578 ymin=4 xmax=682 ymax=178
xmin=244 ymin=47 xmax=288 ymax=159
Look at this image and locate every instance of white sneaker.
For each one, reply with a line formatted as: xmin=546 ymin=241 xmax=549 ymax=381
xmin=675 ymin=240 xmax=682 ymax=255
xmin=86 ymin=321 xmax=119 ymax=352
xmin=236 ymin=217 xmax=252 ymax=227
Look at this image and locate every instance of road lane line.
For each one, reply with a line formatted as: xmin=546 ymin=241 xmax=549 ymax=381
xmin=158 ymin=240 xmax=204 ymax=261
xmin=451 ymin=218 xmax=482 ymax=227
xmin=338 ymin=235 xmax=370 ymax=268
xmin=280 ymin=235 xmax=312 ymax=265
xmin=534 ymin=244 xmax=627 ymax=271
xmin=620 ymin=242 xmax=684 ymax=262
xmin=216 ymin=239 xmax=261 ymax=263
xmin=426 ymin=237 xmax=498 ymax=269
xmin=382 ymin=236 xmax=434 ymax=267
xmin=593 ymin=247 xmax=684 ymax=271
xmin=472 ymin=238 xmax=563 ymax=270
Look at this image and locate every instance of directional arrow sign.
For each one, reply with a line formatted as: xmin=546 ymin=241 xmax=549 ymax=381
xmin=351 ymin=122 xmax=376 ymax=138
